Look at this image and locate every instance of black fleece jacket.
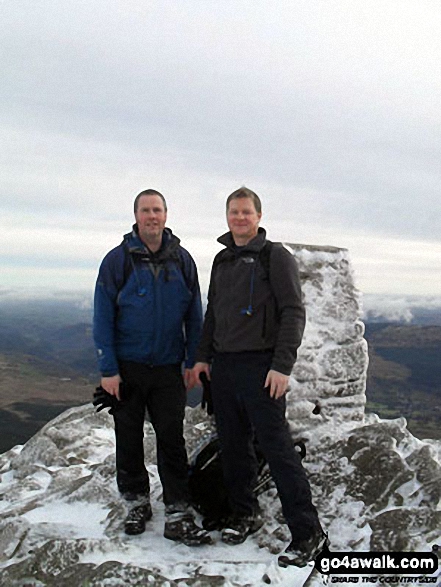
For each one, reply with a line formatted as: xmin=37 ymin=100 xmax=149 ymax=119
xmin=196 ymin=228 xmax=305 ymax=375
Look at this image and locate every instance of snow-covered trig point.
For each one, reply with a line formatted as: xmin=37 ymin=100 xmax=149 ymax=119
xmin=286 ymin=243 xmax=368 ymax=436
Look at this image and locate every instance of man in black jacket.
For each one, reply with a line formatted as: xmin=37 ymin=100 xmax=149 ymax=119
xmin=193 ymin=187 xmax=326 ymax=567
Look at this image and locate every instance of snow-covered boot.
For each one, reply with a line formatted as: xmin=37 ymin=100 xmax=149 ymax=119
xmin=164 ymin=511 xmax=212 ymax=546
xmin=221 ymin=512 xmax=264 ymax=545
xmin=124 ymin=502 xmax=153 ymax=535
xmin=278 ymin=529 xmax=328 ymax=568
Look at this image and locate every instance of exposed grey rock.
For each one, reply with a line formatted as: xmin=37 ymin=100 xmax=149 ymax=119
xmin=0 ymin=553 xmax=177 ymax=587
xmin=0 ymin=518 xmax=30 ymax=562
xmin=405 ymin=445 xmax=441 ymax=507
xmin=306 ymin=417 xmax=441 ymax=552
xmin=10 ymin=434 xmax=68 ymax=479
xmin=370 ymin=508 xmax=441 ymax=551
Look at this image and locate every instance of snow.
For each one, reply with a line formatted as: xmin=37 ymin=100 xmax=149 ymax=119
xmin=2 ymin=411 xmax=438 ymax=585
xmin=22 ymin=502 xmax=109 ymax=539
xmin=0 ymin=456 xmax=318 ymax=585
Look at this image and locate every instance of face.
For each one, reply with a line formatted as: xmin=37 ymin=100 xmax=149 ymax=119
xmin=227 ymin=197 xmax=262 ymax=244
xmin=135 ymin=195 xmax=167 ymax=242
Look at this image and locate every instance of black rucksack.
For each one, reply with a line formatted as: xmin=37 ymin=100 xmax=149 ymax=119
xmin=188 ymin=432 xmax=271 ymax=530
xmin=188 ymin=431 xmax=306 ymax=531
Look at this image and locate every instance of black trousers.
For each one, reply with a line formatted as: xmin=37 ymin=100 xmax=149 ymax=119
xmin=113 ymin=361 xmax=190 ymax=507
xmin=211 ymin=351 xmax=321 ymax=542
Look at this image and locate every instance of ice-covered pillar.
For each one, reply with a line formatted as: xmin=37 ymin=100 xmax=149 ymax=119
xmin=283 ymin=244 xmax=368 ymax=435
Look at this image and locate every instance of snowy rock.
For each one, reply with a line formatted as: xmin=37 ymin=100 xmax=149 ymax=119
xmin=308 ymin=416 xmax=441 ymax=553
xmin=0 ymin=244 xmax=439 ymax=586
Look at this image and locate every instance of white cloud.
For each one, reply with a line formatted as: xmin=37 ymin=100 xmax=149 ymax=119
xmin=1 ymin=0 xmax=440 ymax=294
xmin=362 ymin=293 xmax=441 ymax=323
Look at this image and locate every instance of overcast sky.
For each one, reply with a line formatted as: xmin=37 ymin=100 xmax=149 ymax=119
xmin=1 ymin=0 xmax=440 ymax=297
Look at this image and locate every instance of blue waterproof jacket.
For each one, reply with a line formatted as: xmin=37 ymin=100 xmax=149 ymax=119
xmin=93 ymin=226 xmax=202 ymax=376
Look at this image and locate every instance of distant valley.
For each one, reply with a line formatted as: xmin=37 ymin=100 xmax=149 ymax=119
xmin=0 ymin=295 xmax=440 ymax=452
xmin=0 ymin=297 xmax=97 ymax=452
xmin=365 ymin=323 xmax=441 ymax=441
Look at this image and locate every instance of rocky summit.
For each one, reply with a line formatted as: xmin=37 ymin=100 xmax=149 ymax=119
xmin=0 ymin=245 xmax=439 ymax=586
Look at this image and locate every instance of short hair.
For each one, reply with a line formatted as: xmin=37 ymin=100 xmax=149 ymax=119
xmin=134 ymin=189 xmax=167 ymax=213
xmin=226 ymin=187 xmax=262 ymax=214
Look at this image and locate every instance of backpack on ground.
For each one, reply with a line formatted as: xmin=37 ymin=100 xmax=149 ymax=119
xmin=188 ymin=431 xmax=306 ymax=531
xmin=188 ymin=432 xmax=270 ymax=530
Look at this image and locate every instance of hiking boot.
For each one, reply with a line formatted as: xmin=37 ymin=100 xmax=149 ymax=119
xmin=278 ymin=529 xmax=328 ymax=568
xmin=164 ymin=511 xmax=213 ymax=546
xmin=124 ymin=502 xmax=153 ymax=535
xmin=221 ymin=512 xmax=264 ymax=545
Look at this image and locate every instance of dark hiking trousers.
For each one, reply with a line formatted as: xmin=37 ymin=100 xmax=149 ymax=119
xmin=211 ymin=351 xmax=321 ymax=543
xmin=113 ymin=361 xmax=190 ymax=507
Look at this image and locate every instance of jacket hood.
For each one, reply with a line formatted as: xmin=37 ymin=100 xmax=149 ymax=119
xmin=217 ymin=227 xmax=267 ymax=253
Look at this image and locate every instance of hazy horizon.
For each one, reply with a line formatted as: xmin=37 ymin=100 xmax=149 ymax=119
xmin=2 ymin=285 xmax=441 ymax=326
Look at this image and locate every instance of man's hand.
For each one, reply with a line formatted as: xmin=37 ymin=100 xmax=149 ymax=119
xmin=264 ymin=369 xmax=290 ymax=399
xmin=184 ymin=368 xmax=199 ymax=390
xmin=101 ymin=374 xmax=122 ymax=400
xmin=192 ymin=362 xmax=211 ymax=385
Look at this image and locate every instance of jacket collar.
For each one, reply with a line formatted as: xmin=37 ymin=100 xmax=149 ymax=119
xmin=124 ymin=226 xmax=180 ymax=260
xmin=217 ymin=227 xmax=267 ymax=254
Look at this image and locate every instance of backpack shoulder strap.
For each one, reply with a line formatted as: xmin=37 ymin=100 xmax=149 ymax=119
xmin=212 ymin=248 xmax=233 ymax=271
xmin=259 ymin=241 xmax=284 ymax=315
xmin=171 ymin=248 xmax=195 ymax=292
xmin=121 ymin=240 xmax=133 ymax=286
xmin=114 ymin=240 xmax=135 ymax=300
xmin=258 ymin=240 xmax=274 ymax=279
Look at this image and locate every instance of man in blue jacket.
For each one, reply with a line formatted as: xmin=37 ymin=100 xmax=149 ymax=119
xmin=94 ymin=188 xmax=211 ymax=546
